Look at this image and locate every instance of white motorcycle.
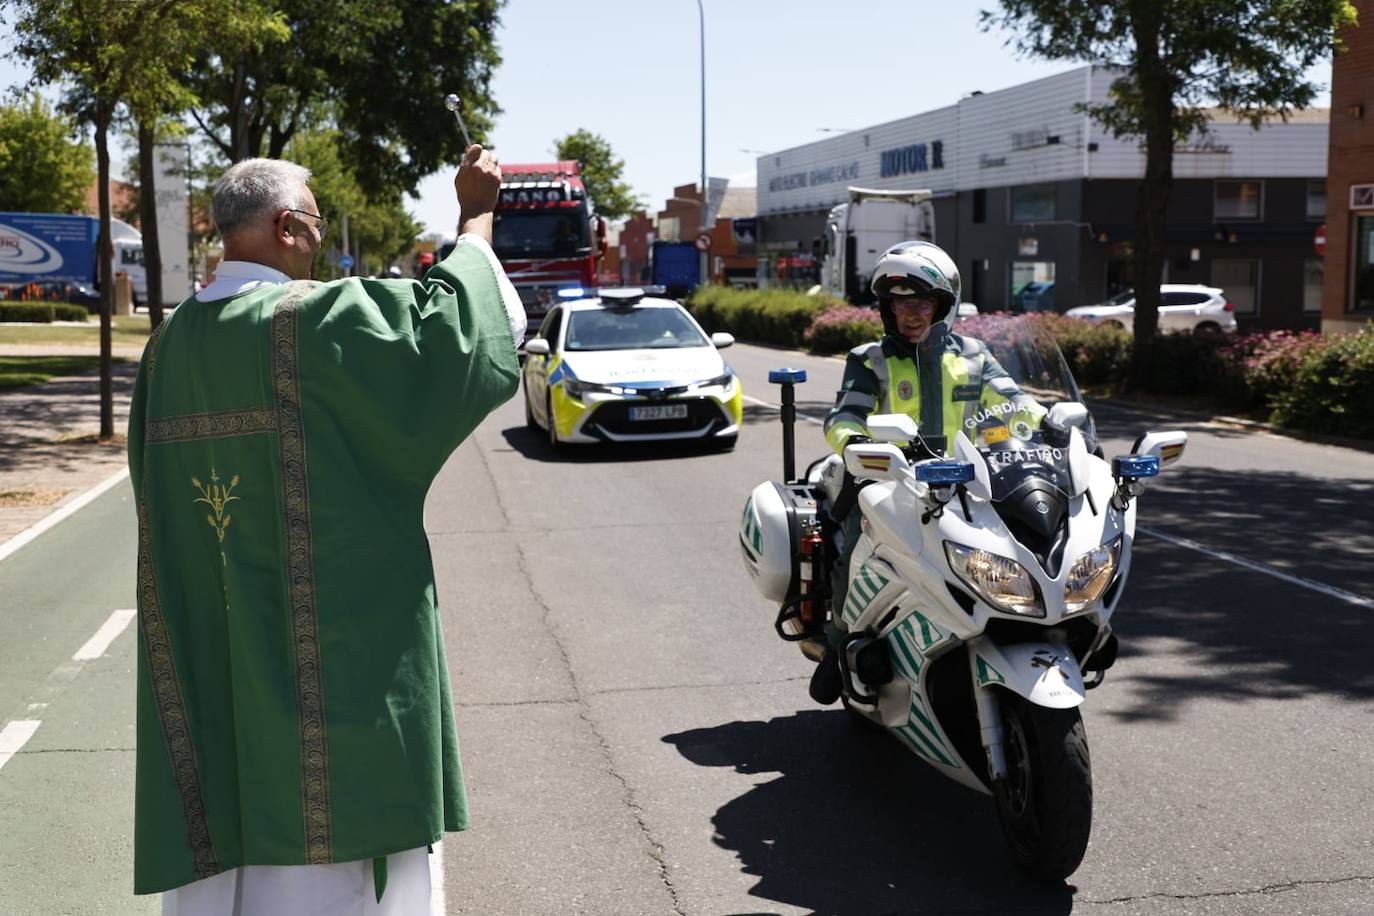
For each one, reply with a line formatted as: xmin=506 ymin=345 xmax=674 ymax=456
xmin=739 ymin=316 xmax=1186 ymax=879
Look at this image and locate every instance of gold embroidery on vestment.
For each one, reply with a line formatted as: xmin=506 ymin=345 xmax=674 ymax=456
xmin=271 ymin=280 xmax=333 ymax=864
xmin=148 ymin=408 xmax=277 ymax=444
xmin=191 ymin=468 xmax=240 ymax=543
xmin=136 ymin=497 xmax=220 ymax=879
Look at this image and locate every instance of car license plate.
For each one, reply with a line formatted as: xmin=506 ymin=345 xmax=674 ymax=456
xmin=629 ymin=404 xmax=688 ymax=421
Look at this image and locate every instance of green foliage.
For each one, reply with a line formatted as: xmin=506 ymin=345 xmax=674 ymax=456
xmin=286 ymin=130 xmax=421 ymax=275
xmin=686 ymin=286 xmax=831 ymax=349
xmin=553 ymin=129 xmax=640 ymax=221
xmin=0 ymin=93 xmax=95 ymax=213
xmin=185 ymin=0 xmax=504 ymax=196
xmin=0 ymin=302 xmax=58 ymax=322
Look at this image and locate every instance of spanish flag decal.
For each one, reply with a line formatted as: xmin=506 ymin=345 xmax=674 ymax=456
xmin=1161 ymin=443 xmax=1184 ymax=461
xmin=859 ymin=454 xmax=892 ymax=473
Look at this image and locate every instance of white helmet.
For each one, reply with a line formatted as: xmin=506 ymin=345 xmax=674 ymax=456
xmin=870 ymin=241 xmax=961 ymax=321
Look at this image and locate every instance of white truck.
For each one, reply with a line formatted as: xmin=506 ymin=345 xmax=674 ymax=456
xmin=820 ymin=187 xmax=935 ymax=304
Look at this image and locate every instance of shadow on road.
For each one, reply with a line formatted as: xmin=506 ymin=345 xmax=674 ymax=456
xmin=498 ymin=424 xmax=736 ymax=464
xmin=664 ymin=710 xmax=1076 ymax=916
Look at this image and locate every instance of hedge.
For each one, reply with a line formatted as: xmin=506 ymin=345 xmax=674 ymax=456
xmin=713 ymin=291 xmax=1374 ymax=440
xmin=685 ymin=285 xmax=834 ymax=349
xmin=0 ymin=301 xmax=89 ymax=323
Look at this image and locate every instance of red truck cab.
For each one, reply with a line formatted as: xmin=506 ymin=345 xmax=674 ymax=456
xmin=491 ymin=161 xmax=606 ymax=341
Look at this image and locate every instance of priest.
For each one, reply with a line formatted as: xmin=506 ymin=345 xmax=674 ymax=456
xmin=128 ymin=144 xmax=524 ymax=914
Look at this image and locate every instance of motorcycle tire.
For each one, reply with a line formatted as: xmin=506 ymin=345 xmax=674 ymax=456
xmin=992 ymin=691 xmax=1092 ymax=881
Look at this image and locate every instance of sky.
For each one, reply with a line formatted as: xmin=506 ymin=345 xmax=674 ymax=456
xmin=1 ymin=0 xmax=1335 ymax=238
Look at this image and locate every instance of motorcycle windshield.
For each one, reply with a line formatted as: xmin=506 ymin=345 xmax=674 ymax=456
xmin=947 ymin=314 xmax=1096 ymax=503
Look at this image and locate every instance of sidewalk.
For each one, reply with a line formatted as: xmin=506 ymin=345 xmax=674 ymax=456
xmin=0 ymin=364 xmax=136 ymax=547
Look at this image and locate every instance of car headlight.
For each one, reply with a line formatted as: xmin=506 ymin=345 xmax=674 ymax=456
xmin=695 ymin=370 xmax=734 ymax=389
xmin=563 ymin=378 xmax=625 ymax=399
xmin=944 ymin=542 xmax=1044 ymax=617
xmin=1063 ymin=536 xmax=1121 ymax=613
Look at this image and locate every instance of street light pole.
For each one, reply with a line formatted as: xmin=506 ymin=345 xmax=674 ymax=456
xmin=697 ymin=0 xmax=709 ymax=288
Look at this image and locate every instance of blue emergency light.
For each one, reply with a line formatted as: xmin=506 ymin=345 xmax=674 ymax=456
xmin=916 ymin=461 xmax=976 ymax=485
xmin=557 ymin=287 xmax=587 ymax=300
xmin=768 ymin=368 xmax=807 ymax=385
xmin=1111 ymin=455 xmax=1160 ymax=480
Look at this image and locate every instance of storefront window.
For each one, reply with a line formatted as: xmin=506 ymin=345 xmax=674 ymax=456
xmin=1010 ymin=184 xmax=1055 ymax=222
xmin=1215 ymin=181 xmax=1263 ymax=220
xmin=1306 ymin=181 xmax=1326 ymax=220
xmin=1356 ymin=216 xmax=1374 ymax=312
xmin=1010 ymin=261 xmax=1056 ymax=311
xmin=1303 ymin=257 xmax=1323 ymax=313
xmin=1212 ymin=259 xmax=1260 ymax=314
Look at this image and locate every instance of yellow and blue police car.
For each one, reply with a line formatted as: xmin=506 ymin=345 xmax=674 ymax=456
xmin=522 ymin=288 xmax=743 ymax=448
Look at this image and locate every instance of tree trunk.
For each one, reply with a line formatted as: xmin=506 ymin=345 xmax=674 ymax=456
xmin=95 ymin=111 xmax=114 ymax=440
xmin=138 ymin=121 xmax=165 ymax=330
xmin=1128 ymin=1 xmax=1173 ymax=391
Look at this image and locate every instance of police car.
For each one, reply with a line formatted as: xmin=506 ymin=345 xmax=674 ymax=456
xmin=522 ymin=288 xmax=743 ymax=448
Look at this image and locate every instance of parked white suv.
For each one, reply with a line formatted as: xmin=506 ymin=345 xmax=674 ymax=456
xmin=1066 ymin=285 xmax=1237 ymax=336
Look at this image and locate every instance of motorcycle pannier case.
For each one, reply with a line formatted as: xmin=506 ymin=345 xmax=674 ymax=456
xmin=739 ymin=481 xmax=820 ymax=603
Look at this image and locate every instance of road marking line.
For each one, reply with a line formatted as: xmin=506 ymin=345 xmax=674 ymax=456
xmin=0 ymin=719 xmax=41 ymax=772
xmin=73 ymin=609 xmax=137 ymax=661
xmin=430 ymin=839 xmax=446 ymax=916
xmin=0 ymin=467 xmax=130 ymax=565
xmin=742 ymin=394 xmax=825 ymax=425
xmin=1138 ymin=526 xmax=1374 ymax=609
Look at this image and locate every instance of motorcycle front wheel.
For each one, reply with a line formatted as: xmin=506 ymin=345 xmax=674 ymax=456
xmin=992 ymin=691 xmax=1092 ymax=881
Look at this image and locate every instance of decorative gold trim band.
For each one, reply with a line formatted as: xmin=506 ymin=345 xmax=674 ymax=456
xmin=146 ymin=408 xmax=278 ymax=444
xmin=136 ymin=499 xmax=219 ymax=878
xmin=271 ymin=280 xmax=333 ymax=863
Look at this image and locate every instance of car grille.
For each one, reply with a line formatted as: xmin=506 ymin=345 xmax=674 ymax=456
xmin=588 ymin=397 xmax=724 ymax=437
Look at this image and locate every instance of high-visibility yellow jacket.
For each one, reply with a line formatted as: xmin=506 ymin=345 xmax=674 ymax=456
xmin=824 ymin=326 xmax=1045 ymax=455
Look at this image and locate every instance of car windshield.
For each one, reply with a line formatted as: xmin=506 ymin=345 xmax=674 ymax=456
xmin=1103 ymin=290 xmax=1134 ymax=306
xmin=492 ymin=211 xmax=591 ymax=257
xmin=564 ymin=307 xmax=709 ymax=351
xmin=943 ymin=314 xmax=1098 ymax=502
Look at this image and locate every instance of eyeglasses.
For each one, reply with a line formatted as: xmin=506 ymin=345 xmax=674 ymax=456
xmin=891 ymin=296 xmax=938 ymax=313
xmin=282 ymin=208 xmax=330 ymax=241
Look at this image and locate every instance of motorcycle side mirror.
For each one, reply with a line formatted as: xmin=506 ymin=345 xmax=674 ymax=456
xmin=1132 ymin=430 xmax=1188 ymax=470
xmin=1046 ymin=401 xmax=1089 ymax=431
xmin=864 ymin=413 xmax=919 ymax=443
xmin=843 ymin=442 xmax=910 ymax=482
xmin=953 ymin=431 xmax=993 ymax=501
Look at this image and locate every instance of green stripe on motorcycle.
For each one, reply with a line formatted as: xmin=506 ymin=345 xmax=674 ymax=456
xmin=893 ymin=725 xmax=936 ymax=764
xmin=897 ymin=722 xmax=950 ymax=767
xmin=975 ymin=656 xmax=1006 ymax=686
xmin=915 ymin=612 xmax=947 ymax=651
xmin=891 ymin=629 xmax=923 ymax=679
xmin=906 ymin=698 xmax=956 ymax=768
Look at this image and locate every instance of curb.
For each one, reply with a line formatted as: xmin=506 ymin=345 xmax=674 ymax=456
xmin=0 ymin=467 xmax=131 ymax=565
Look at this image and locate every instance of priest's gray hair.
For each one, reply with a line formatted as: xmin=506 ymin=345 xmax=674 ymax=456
xmin=211 ymin=158 xmax=314 ymax=239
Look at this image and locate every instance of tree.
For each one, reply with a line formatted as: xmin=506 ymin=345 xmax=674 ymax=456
xmin=6 ymin=0 xmax=206 ymax=437
xmin=553 ymin=129 xmax=640 ymax=221
xmin=982 ymin=0 xmax=1356 ymax=383
xmin=0 ymin=92 xmax=94 ymax=213
xmin=184 ymin=0 xmax=504 ymax=197
xmin=286 ymin=129 xmax=421 ymax=276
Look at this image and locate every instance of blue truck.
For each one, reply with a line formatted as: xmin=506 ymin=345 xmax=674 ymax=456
xmin=0 ymin=211 xmax=146 ymax=305
xmin=650 ymin=240 xmax=701 ymax=298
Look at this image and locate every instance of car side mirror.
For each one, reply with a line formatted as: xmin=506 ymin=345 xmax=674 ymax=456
xmin=524 ymin=338 xmax=551 ymax=356
xmin=710 ymin=332 xmax=734 ymax=349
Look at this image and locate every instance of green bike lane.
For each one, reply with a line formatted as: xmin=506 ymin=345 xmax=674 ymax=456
xmin=0 ymin=480 xmax=154 ymax=916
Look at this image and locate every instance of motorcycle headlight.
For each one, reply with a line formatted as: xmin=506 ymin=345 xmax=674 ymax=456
xmin=944 ymin=542 xmax=1044 ymax=617
xmin=1063 ymin=536 xmax=1121 ymax=613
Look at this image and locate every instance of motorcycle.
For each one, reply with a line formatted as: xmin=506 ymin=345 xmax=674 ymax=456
xmin=738 ymin=315 xmax=1186 ymax=879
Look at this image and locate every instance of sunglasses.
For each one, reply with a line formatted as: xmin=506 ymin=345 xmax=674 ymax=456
xmin=282 ymin=209 xmax=331 ymax=241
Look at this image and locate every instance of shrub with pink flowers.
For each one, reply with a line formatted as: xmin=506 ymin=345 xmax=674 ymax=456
xmin=802 ymin=305 xmax=883 ymax=354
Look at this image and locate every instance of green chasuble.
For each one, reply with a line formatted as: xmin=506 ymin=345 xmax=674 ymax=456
xmin=126 ymin=243 xmax=518 ymax=894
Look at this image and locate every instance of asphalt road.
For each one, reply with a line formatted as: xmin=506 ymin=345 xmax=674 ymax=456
xmin=1 ymin=340 xmax=1372 ymax=915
